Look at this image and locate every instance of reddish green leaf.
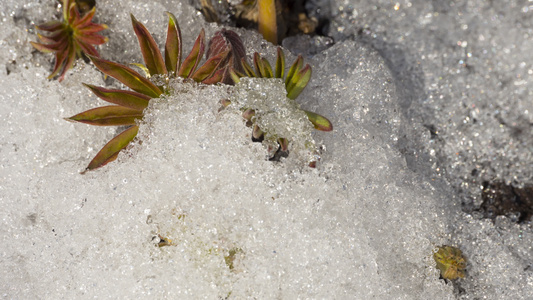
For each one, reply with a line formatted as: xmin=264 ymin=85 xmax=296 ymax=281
xmin=228 ymin=67 xmax=243 ymax=84
xmin=34 ymin=31 xmax=69 ymax=51
xmin=67 ymin=105 xmax=143 ymax=126
xmin=63 ymin=0 xmax=75 ymax=21
xmin=285 ymin=55 xmax=303 ymax=88
xmin=57 ymin=44 xmax=77 ymax=82
xmin=207 ymin=29 xmax=246 ymax=75
xmin=31 ymin=40 xmax=65 ymax=53
xmin=241 ymin=58 xmax=256 ymax=77
xmin=206 ymin=31 xmax=230 ymax=59
xmin=33 ymin=0 xmax=107 ymax=82
xmin=37 ymin=31 xmax=66 ymax=44
xmin=131 ymin=14 xmax=167 ymax=76
xmin=35 ymin=20 xmax=65 ymax=32
xmin=88 ymin=55 xmax=162 ymax=98
xmin=77 ymin=23 xmax=108 ymax=34
xmin=72 ymin=6 xmax=96 ymax=27
xmin=178 ymin=29 xmax=205 ymax=78
xmin=201 ymin=67 xmax=226 ymax=84
xmin=275 ymin=47 xmax=285 ymax=79
xmin=36 ymin=35 xmax=55 ymax=45
xmin=83 ymin=125 xmax=139 ymax=173
xmin=75 ymin=32 xmax=107 ymax=45
xmin=130 ymin=63 xmax=150 ymax=77
xmin=191 ymin=49 xmax=229 ymax=82
xmin=74 ymin=39 xmax=99 ymax=57
xmin=261 ymin=57 xmax=273 ymax=78
xmin=253 ymin=52 xmax=266 ymax=77
xmin=164 ymin=12 xmax=182 ymax=74
xmin=286 ymin=64 xmax=311 ymax=100
xmin=83 ymin=83 xmax=150 ymax=110
xmin=304 ymin=110 xmax=333 ymax=131
xmin=48 ymin=43 xmax=71 ymax=80
xmin=67 ymin=1 xmax=79 ymax=24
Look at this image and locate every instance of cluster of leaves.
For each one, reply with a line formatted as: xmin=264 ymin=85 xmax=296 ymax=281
xmin=224 ymin=48 xmax=332 ymax=164
xmin=66 ymin=12 xmax=234 ymax=172
xmin=31 ymin=2 xmax=332 ymax=172
xmin=31 ymin=0 xmax=107 ymax=81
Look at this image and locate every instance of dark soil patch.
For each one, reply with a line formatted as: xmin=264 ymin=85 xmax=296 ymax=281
xmin=478 ymin=181 xmax=533 ymax=223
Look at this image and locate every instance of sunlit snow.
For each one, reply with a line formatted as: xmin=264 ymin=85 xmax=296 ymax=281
xmin=0 ymin=0 xmax=532 ymax=299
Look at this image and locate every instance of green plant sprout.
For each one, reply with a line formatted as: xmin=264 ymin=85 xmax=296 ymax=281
xmin=31 ymin=0 xmax=107 ymax=81
xmin=224 ymin=47 xmax=333 ymax=166
xmin=67 ymin=12 xmax=231 ymax=172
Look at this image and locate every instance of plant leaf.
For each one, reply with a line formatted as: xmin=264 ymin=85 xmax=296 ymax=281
xmin=207 ymin=29 xmax=246 ymax=74
xmin=75 ymin=39 xmax=99 ymax=57
xmin=64 ymin=0 xmax=75 ymax=22
xmin=206 ymin=31 xmax=229 ymax=59
xmin=77 ymin=23 xmax=108 ymax=34
xmin=178 ymin=29 xmax=205 ymax=78
xmin=35 ymin=20 xmax=65 ymax=32
xmin=47 ymin=43 xmax=71 ymax=80
xmin=57 ymin=43 xmax=77 ymax=82
xmin=83 ymin=83 xmax=150 ymax=110
xmin=88 ymin=55 xmax=162 ymax=98
xmin=164 ymin=12 xmax=182 ymax=75
xmin=286 ymin=64 xmax=311 ymax=99
xmin=72 ymin=6 xmax=96 ymax=27
xmin=31 ymin=40 xmax=66 ymax=53
xmin=67 ymin=106 xmax=143 ymax=126
xmin=304 ymin=110 xmax=333 ymax=131
xmin=37 ymin=31 xmax=65 ymax=44
xmin=201 ymin=67 xmax=226 ymax=84
xmin=275 ymin=47 xmax=285 ymax=78
xmin=253 ymin=52 xmax=266 ymax=77
xmin=130 ymin=63 xmax=150 ymax=78
xmin=191 ymin=49 xmax=229 ymax=82
xmin=83 ymin=125 xmax=139 ymax=173
xmin=241 ymin=58 xmax=256 ymax=77
xmin=228 ymin=67 xmax=243 ymax=84
xmin=75 ymin=32 xmax=108 ymax=45
xmin=285 ymin=55 xmax=303 ymax=88
xmin=131 ymin=14 xmax=167 ymax=76
xmin=261 ymin=57 xmax=273 ymax=78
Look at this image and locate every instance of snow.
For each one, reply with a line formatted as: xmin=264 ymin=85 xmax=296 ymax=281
xmin=0 ymin=0 xmax=531 ymax=299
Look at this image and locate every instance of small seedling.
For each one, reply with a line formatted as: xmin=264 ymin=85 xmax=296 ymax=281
xmin=31 ymin=0 xmax=107 ymax=81
xmin=225 ymin=47 xmax=332 ymax=165
xmin=67 ymin=13 xmax=230 ymax=172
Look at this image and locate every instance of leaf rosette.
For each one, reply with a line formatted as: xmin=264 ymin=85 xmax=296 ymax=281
xmin=31 ymin=0 xmax=108 ymax=81
xmin=68 ymin=13 xmax=231 ymax=172
xmin=225 ymin=47 xmax=333 ymax=166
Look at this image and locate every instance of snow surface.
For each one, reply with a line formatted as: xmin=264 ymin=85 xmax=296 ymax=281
xmin=0 ymin=0 xmax=532 ymax=299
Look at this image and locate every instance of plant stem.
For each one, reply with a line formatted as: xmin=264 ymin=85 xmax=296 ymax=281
xmin=258 ymin=0 xmax=277 ymax=44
